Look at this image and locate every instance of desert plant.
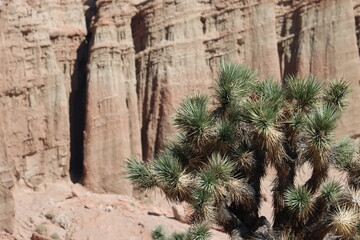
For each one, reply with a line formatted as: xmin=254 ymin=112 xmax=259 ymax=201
xmin=50 ymin=232 xmax=62 ymax=240
xmin=126 ymin=63 xmax=360 ymax=240
xmin=151 ymin=225 xmax=186 ymax=240
xmin=152 ymin=225 xmax=167 ymax=240
xmin=34 ymin=224 xmax=48 ymax=235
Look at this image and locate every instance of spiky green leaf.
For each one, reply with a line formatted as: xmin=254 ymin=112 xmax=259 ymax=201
xmin=191 ymin=188 xmax=215 ymax=222
xmin=215 ymin=63 xmax=256 ymax=111
xmin=285 ymin=75 xmax=322 ymax=111
xmin=125 ymin=158 xmax=156 ymax=191
xmin=321 ymin=180 xmax=342 ymax=202
xmin=285 ymin=186 xmax=313 ymax=218
xmin=206 ymin=153 xmax=234 ymax=182
xmin=305 ymin=105 xmax=340 ymax=150
xmin=171 ymin=232 xmax=186 ymax=240
xmin=214 ymin=120 xmax=235 ymax=151
xmin=333 ymin=137 xmax=356 ymax=170
xmin=241 ymin=100 xmax=279 ymax=133
xmin=153 ymin=153 xmax=191 ymax=201
xmin=152 ymin=225 xmax=167 ymax=240
xmin=174 ymin=94 xmax=212 ymax=141
xmin=253 ymin=78 xmax=284 ymax=109
xmin=186 ymin=222 xmax=212 ymax=240
xmin=324 ymin=79 xmax=351 ymax=111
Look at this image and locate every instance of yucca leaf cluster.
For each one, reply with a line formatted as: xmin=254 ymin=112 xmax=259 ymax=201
xmin=152 ymin=225 xmax=186 ymax=240
xmin=126 ymin=63 xmax=360 ymax=240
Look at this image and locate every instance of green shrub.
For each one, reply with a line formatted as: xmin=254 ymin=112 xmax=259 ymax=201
xmin=34 ymin=224 xmax=48 ymax=235
xmin=151 ymin=225 xmax=186 ymax=240
xmin=127 ymin=63 xmax=360 ymax=240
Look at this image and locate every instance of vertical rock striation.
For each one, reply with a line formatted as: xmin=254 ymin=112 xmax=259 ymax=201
xmin=276 ymin=0 xmax=360 ymax=136
xmin=133 ymin=0 xmax=213 ymax=160
xmin=201 ymin=0 xmax=281 ymax=78
xmin=355 ymin=0 xmax=360 ymax=55
xmin=0 ymin=113 xmax=14 ymax=234
xmin=82 ymin=0 xmax=281 ymax=192
xmin=83 ymin=0 xmax=142 ymax=194
xmin=82 ymin=0 xmax=360 ymax=193
xmin=0 ymin=0 xmax=86 ymax=186
xmin=0 ymin=0 xmax=360 ymax=196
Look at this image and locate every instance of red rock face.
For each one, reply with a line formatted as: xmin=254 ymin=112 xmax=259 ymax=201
xmin=0 ymin=0 xmax=360 ymax=195
xmin=82 ymin=0 xmax=360 ymax=193
xmin=82 ymin=1 xmax=142 ymax=194
xmin=0 ymin=0 xmax=87 ymax=228
xmin=133 ymin=0 xmax=280 ymax=160
xmin=276 ymin=0 xmax=360 ymax=136
xmin=356 ymin=0 xmax=360 ymax=54
xmin=0 ymin=0 xmax=86 ymax=187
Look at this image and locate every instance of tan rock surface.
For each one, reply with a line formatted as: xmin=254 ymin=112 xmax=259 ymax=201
xmin=0 ymin=186 xmax=15 ymax=234
xmin=354 ymin=0 xmax=360 ymax=54
xmin=0 ymin=233 xmax=21 ymax=240
xmin=83 ymin=0 xmax=281 ymax=192
xmin=0 ymin=0 xmax=359 ymax=238
xmin=0 ymin=0 xmax=359 ymax=201
xmin=276 ymin=0 xmax=360 ymax=136
xmin=11 ymin=182 xmax=227 ymax=240
xmin=0 ymin=0 xmax=86 ymax=187
xmin=83 ymin=0 xmax=142 ymax=194
xmin=83 ymin=0 xmax=360 ymax=194
xmin=133 ymin=0 xmax=281 ymax=160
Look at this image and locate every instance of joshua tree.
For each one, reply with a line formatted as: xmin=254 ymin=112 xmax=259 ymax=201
xmin=126 ymin=63 xmax=360 ymax=240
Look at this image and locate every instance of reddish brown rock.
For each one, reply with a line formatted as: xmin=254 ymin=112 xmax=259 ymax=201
xmin=133 ymin=0 xmax=280 ymax=160
xmin=83 ymin=0 xmax=280 ymax=193
xmin=276 ymin=0 xmax=360 ymax=136
xmin=354 ymin=0 xmax=360 ymax=55
xmin=172 ymin=205 xmax=189 ymax=224
xmin=0 ymin=0 xmax=86 ymax=187
xmin=83 ymin=0 xmax=142 ymax=194
xmin=30 ymin=233 xmax=52 ymax=240
xmin=0 ymin=0 xmax=359 ymax=198
xmin=0 ymin=186 xmax=14 ymax=233
xmin=0 ymin=233 xmax=21 ymax=240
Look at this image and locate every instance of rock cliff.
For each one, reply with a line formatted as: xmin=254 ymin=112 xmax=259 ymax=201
xmin=82 ymin=0 xmax=142 ymax=194
xmin=0 ymin=0 xmax=87 ymax=231
xmin=0 ymin=0 xmax=86 ymax=187
xmin=276 ymin=0 xmax=360 ymax=135
xmin=0 ymin=0 xmax=359 ymax=196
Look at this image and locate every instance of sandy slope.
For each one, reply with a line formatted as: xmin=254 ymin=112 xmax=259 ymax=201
xmin=5 ymin=164 xmax=346 ymax=240
xmin=10 ymin=182 xmax=227 ymax=240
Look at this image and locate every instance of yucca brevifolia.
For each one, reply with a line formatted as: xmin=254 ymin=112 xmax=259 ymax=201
xmin=126 ymin=63 xmax=360 ymax=240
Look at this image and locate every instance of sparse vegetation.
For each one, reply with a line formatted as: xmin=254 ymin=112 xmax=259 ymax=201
xmin=50 ymin=232 xmax=61 ymax=240
xmin=126 ymin=63 xmax=360 ymax=240
xmin=151 ymin=225 xmax=186 ymax=240
xmin=35 ymin=224 xmax=48 ymax=235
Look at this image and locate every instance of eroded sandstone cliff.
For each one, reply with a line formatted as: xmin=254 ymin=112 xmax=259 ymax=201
xmin=0 ymin=0 xmax=87 ymax=232
xmin=82 ymin=0 xmax=142 ymax=194
xmin=0 ymin=0 xmax=360 ymax=199
xmin=276 ymin=0 xmax=360 ymax=135
xmin=83 ymin=0 xmax=360 ymax=193
xmin=0 ymin=0 xmax=86 ymax=188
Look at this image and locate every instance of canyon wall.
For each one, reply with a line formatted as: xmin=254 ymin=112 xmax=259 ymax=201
xmin=82 ymin=1 xmax=142 ymax=194
xmin=276 ymin=0 xmax=360 ymax=135
xmin=0 ymin=0 xmax=86 ymax=187
xmin=0 ymin=0 xmax=87 ymax=232
xmin=0 ymin=0 xmax=359 ymax=197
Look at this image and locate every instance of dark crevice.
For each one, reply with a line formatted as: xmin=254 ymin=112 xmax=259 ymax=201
xmin=131 ymin=12 xmax=149 ymax=53
xmin=132 ymin=11 xmax=153 ymax=161
xmin=69 ymin=0 xmax=96 ymax=183
xmin=355 ymin=15 xmax=360 ymax=57
xmin=278 ymin=5 xmax=302 ymax=79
